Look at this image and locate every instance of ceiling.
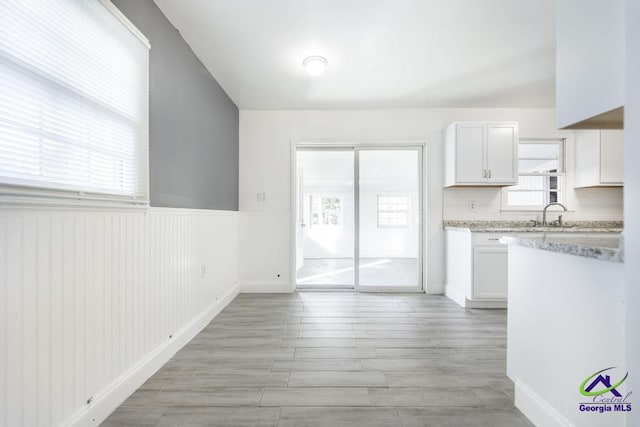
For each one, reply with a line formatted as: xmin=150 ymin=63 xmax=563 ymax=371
xmin=154 ymin=0 xmax=556 ymax=110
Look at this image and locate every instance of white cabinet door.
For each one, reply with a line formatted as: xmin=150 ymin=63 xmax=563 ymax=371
xmin=486 ymin=124 xmax=517 ymax=184
xmin=473 ymin=246 xmax=508 ymax=299
xmin=446 ymin=122 xmax=519 ymax=186
xmin=600 ymin=130 xmax=624 ymax=184
xmin=574 ymin=130 xmax=599 ymax=187
xmin=455 ymin=124 xmax=486 ymax=183
xmin=574 ymin=130 xmax=623 ymax=187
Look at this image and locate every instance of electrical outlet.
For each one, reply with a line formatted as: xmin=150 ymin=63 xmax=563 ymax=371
xmin=257 ymin=192 xmax=266 ymax=202
xmin=468 ymin=200 xmax=476 ymax=211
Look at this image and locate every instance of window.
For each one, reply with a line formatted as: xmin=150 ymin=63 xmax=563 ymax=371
xmin=310 ymin=195 xmax=342 ymax=226
xmin=503 ymin=139 xmax=565 ymax=209
xmin=377 ymin=195 xmax=409 ymax=227
xmin=0 ymin=0 xmax=149 ymax=204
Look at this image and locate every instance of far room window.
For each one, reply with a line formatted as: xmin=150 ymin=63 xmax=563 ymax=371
xmin=0 ymin=0 xmax=149 ymax=205
xmin=310 ymin=195 xmax=343 ymax=226
xmin=378 ymin=195 xmax=409 ymax=227
xmin=503 ymin=139 xmax=565 ymax=209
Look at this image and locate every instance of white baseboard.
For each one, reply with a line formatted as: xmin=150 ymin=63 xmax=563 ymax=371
xmin=425 ymin=282 xmax=444 ymax=295
xmin=444 ymin=285 xmax=466 ymax=307
xmin=66 ymin=283 xmax=240 ymax=427
xmin=444 ymin=285 xmax=507 ymax=308
xmin=465 ymin=298 xmax=507 ymax=309
xmin=241 ymin=281 xmax=294 ymax=293
xmin=514 ymin=380 xmax=572 ymax=427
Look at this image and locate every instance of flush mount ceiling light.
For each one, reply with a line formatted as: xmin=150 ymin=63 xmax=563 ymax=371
xmin=303 ymin=56 xmax=328 ymax=76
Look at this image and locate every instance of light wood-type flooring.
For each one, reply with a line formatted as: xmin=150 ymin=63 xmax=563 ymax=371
xmin=103 ymin=292 xmax=532 ymax=426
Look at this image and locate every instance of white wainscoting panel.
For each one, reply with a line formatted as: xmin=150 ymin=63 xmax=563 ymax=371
xmin=0 ymin=207 xmax=239 ymax=426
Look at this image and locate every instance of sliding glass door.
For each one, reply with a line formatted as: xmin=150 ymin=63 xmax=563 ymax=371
xmin=356 ymin=149 xmax=422 ymax=290
xmin=295 ymin=146 xmax=423 ymax=291
xmin=296 ymin=150 xmax=355 ymax=288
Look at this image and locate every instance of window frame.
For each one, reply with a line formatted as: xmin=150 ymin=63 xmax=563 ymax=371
xmin=377 ymin=193 xmax=410 ymax=228
xmin=0 ymin=0 xmax=150 ymax=208
xmin=502 ymin=138 xmax=567 ymax=211
xmin=309 ymin=194 xmax=344 ymax=228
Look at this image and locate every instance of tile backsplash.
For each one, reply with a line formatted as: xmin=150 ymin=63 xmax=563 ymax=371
xmin=442 ymin=186 xmax=623 ymax=222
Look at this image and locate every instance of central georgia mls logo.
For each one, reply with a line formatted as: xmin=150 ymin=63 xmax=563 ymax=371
xmin=579 ymin=367 xmax=633 ymax=414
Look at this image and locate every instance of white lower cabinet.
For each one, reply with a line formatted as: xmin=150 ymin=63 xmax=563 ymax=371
xmin=445 ymin=230 xmax=511 ymax=308
xmin=473 ymin=246 xmax=508 ymax=300
xmin=445 ymin=229 xmax=622 ymax=309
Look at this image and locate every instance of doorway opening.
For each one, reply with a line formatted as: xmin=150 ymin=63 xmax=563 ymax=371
xmin=294 ymin=146 xmax=424 ymax=292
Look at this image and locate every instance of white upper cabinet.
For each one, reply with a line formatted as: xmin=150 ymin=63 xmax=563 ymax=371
xmin=445 ymin=122 xmax=519 ymax=187
xmin=486 ymin=124 xmax=518 ymax=183
xmin=454 ymin=124 xmax=485 ymax=183
xmin=574 ymin=130 xmax=624 ymax=187
xmin=556 ymin=0 xmax=625 ymax=129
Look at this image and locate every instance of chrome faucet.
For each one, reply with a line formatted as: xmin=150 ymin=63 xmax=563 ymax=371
xmin=542 ymin=202 xmax=568 ymax=226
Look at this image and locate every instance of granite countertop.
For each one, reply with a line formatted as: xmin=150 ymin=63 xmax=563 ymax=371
xmin=444 ymin=220 xmax=623 ymax=233
xmin=500 ymin=234 xmax=624 ymax=263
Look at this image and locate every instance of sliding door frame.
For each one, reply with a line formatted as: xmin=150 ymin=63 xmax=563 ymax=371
xmin=354 ymin=145 xmax=424 ymax=293
xmin=294 ymin=146 xmax=356 ymax=291
xmin=291 ymin=140 xmax=427 ymax=293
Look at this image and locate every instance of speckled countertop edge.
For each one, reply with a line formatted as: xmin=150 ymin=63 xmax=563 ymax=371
xmin=445 ymin=226 xmax=624 ymax=233
xmin=500 ymin=236 xmax=624 ymax=263
xmin=443 ymin=220 xmax=623 ymax=233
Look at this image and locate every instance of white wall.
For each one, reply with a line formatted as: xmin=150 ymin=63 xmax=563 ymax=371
xmin=625 ymin=1 xmax=639 ymax=425
xmin=0 ymin=207 xmax=239 ymax=427
xmin=443 ymin=187 xmax=623 ymax=221
xmin=507 ymin=245 xmax=625 ymax=427
xmin=239 ymin=108 xmax=584 ymax=293
xmin=556 ymin=0 xmax=625 ymax=128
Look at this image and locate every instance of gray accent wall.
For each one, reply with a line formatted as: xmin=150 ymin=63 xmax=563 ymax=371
xmin=113 ymin=0 xmax=239 ymax=210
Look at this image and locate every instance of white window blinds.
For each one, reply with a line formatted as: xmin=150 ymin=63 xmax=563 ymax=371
xmin=0 ymin=0 xmax=149 ymax=203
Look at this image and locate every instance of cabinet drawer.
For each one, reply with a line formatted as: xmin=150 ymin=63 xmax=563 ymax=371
xmin=473 ymin=233 xmax=513 ymax=245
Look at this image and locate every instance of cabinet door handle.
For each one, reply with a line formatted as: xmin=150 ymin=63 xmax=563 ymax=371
xmin=488 ymin=238 xmax=500 ymax=241
xmin=488 ymin=169 xmax=492 ymax=178
xmin=483 ymin=169 xmax=487 ymax=178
